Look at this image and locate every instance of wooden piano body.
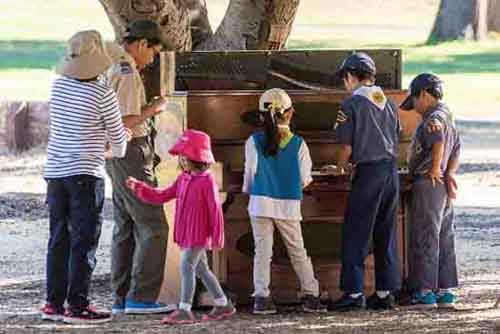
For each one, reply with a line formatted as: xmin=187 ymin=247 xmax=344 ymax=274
xmin=148 ymin=50 xmax=420 ymax=305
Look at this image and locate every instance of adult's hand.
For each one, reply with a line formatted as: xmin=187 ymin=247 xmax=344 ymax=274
xmin=151 ymin=96 xmax=168 ymax=114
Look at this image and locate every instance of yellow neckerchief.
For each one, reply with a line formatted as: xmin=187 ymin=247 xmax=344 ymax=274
xmin=278 ymin=127 xmax=294 ymax=149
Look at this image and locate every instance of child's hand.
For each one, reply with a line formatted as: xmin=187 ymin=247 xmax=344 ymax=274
xmin=126 ymin=177 xmax=141 ymax=192
xmin=427 ymin=168 xmax=443 ymax=187
xmin=446 ymin=173 xmax=458 ymax=199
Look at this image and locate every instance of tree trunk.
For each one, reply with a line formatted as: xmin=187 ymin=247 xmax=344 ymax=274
xmin=197 ymin=0 xmax=300 ymax=50
xmin=98 ymin=0 xmax=300 ymax=51
xmin=429 ymin=0 xmax=489 ymax=42
xmin=488 ymin=0 xmax=500 ymax=32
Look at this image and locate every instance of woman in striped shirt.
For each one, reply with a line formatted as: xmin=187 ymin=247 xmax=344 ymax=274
xmin=41 ymin=30 xmax=128 ymax=324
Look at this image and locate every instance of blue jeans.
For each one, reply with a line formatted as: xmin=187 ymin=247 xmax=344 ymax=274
xmin=340 ymin=160 xmax=401 ymax=293
xmin=45 ymin=175 xmax=105 ymax=311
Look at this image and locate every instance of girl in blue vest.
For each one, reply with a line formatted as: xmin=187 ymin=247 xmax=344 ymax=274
xmin=242 ymin=88 xmax=326 ymax=314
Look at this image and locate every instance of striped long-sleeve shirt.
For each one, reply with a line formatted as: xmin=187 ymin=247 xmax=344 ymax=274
xmin=44 ymin=76 xmax=128 ymax=179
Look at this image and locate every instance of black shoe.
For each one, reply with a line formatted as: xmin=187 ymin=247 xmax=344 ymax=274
xmin=253 ymin=296 xmax=277 ymax=315
xmin=328 ymin=294 xmax=366 ymax=312
xmin=301 ymin=295 xmax=327 ymax=313
xmin=366 ymin=293 xmax=396 ymax=310
xmin=63 ymin=306 xmax=111 ymax=324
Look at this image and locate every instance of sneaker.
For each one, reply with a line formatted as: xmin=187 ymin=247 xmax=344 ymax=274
xmin=407 ymin=292 xmax=437 ymax=310
xmin=63 ymin=306 xmax=111 ymax=324
xmin=366 ymin=293 xmax=396 ymax=311
xmin=161 ymin=309 xmax=196 ymax=325
xmin=437 ymin=292 xmax=457 ymax=309
xmin=125 ymin=300 xmax=174 ymax=314
xmin=253 ymin=296 xmax=277 ymax=315
xmin=328 ymin=294 xmax=366 ymax=312
xmin=40 ymin=303 xmax=65 ymax=322
xmin=202 ymin=300 xmax=236 ymax=321
xmin=111 ymin=300 xmax=125 ymax=315
xmin=301 ymin=295 xmax=327 ymax=313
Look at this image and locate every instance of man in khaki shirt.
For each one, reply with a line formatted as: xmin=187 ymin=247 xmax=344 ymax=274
xmin=105 ymin=20 xmax=173 ymax=315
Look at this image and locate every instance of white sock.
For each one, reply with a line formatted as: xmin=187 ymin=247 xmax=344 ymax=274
xmin=439 ymin=288 xmax=453 ymax=295
xmin=179 ymin=302 xmax=192 ymax=311
xmin=349 ymin=293 xmax=363 ymax=298
xmin=376 ymin=290 xmax=390 ymax=298
xmin=213 ymin=296 xmax=228 ymax=307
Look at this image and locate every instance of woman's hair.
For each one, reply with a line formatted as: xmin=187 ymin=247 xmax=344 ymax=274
xmin=261 ymin=103 xmax=292 ymax=156
xmin=343 ymin=68 xmax=376 ymax=83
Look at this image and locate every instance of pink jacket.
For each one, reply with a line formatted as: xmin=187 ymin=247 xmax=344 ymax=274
xmin=132 ymin=171 xmax=224 ymax=249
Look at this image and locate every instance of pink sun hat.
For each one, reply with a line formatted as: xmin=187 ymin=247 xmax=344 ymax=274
xmin=168 ymin=129 xmax=215 ymax=164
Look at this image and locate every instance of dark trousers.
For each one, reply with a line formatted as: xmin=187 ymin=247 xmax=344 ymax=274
xmin=340 ymin=160 xmax=401 ymax=294
xmin=45 ymin=175 xmax=105 ymax=311
xmin=106 ymin=137 xmax=168 ymax=303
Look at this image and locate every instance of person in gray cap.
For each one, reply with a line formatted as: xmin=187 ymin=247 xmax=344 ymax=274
xmin=401 ymin=73 xmax=461 ymax=310
xmin=327 ymin=52 xmax=402 ymax=311
xmin=105 ymin=19 xmax=174 ymax=314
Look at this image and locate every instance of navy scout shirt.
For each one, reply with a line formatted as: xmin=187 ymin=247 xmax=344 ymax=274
xmin=335 ymin=85 xmax=400 ymax=164
xmin=408 ymin=102 xmax=461 ymax=178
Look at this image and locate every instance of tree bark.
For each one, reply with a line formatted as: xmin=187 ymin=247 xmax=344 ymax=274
xmin=98 ymin=0 xmax=193 ymax=51
xmin=98 ymin=0 xmax=300 ymax=51
xmin=429 ymin=0 xmax=489 ymax=42
xmin=488 ymin=0 xmax=500 ymax=32
xmin=197 ymin=0 xmax=300 ymax=50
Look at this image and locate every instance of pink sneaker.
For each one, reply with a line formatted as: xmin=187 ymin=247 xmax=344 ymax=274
xmin=202 ymin=301 xmax=236 ymax=321
xmin=161 ymin=309 xmax=196 ymax=325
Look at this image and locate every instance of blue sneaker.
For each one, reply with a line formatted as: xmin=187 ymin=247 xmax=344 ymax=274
xmin=124 ymin=300 xmax=174 ymax=314
xmin=437 ymin=293 xmax=457 ymax=309
xmin=408 ymin=292 xmax=437 ymax=310
xmin=111 ymin=300 xmax=125 ymax=315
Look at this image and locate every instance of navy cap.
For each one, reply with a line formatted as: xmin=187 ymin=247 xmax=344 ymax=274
xmin=336 ymin=52 xmax=377 ymax=78
xmin=400 ymin=73 xmax=443 ymax=110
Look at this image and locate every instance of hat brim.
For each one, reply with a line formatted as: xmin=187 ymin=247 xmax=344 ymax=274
xmin=56 ymin=53 xmax=112 ymax=79
xmin=400 ymin=95 xmax=415 ymax=111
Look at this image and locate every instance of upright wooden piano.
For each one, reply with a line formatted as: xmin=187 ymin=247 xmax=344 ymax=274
xmin=147 ymin=50 xmax=420 ymax=305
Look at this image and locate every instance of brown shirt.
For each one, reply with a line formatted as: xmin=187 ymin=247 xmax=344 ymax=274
xmin=105 ymin=44 xmax=150 ymax=138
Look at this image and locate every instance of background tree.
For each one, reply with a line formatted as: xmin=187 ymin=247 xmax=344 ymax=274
xmin=429 ymin=0 xmax=489 ymax=43
xmin=98 ymin=0 xmax=301 ymax=51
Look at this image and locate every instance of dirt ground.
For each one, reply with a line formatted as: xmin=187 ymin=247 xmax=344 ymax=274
xmin=1 ymin=121 xmax=500 ymax=333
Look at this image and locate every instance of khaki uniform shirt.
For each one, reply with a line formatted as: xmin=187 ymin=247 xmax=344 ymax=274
xmin=105 ymin=43 xmax=150 ymax=138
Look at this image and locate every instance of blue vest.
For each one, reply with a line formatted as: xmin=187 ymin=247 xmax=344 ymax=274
xmin=250 ymin=132 xmax=303 ymax=200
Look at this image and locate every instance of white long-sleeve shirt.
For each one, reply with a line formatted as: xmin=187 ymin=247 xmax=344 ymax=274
xmin=242 ymin=135 xmax=313 ymax=220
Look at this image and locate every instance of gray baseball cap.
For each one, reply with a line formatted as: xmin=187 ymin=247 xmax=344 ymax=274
xmin=400 ymin=73 xmax=443 ymax=110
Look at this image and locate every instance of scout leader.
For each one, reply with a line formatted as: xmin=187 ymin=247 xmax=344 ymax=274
xmin=105 ymin=20 xmax=174 ymax=315
xmin=400 ymin=73 xmax=461 ymax=309
xmin=328 ymin=52 xmax=402 ymax=311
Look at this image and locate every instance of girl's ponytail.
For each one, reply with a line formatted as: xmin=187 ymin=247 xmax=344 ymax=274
xmin=262 ymin=103 xmax=279 ymax=156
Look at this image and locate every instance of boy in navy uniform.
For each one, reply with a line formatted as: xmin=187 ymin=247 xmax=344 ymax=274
xmin=400 ymin=73 xmax=461 ymax=309
xmin=329 ymin=52 xmax=401 ymax=311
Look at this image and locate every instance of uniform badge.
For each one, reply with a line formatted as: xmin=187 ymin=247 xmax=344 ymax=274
xmin=119 ymin=61 xmax=133 ymax=74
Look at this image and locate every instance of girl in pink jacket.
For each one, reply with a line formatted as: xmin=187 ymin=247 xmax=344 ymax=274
xmin=126 ymin=129 xmax=235 ymax=324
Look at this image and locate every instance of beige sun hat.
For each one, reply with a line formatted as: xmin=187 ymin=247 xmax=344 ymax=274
xmin=259 ymin=88 xmax=293 ymax=114
xmin=56 ymin=30 xmax=112 ymax=79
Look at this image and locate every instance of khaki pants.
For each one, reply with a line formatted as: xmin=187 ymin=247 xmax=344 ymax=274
xmin=106 ymin=137 xmax=168 ymax=303
xmin=250 ymin=216 xmax=319 ymax=298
